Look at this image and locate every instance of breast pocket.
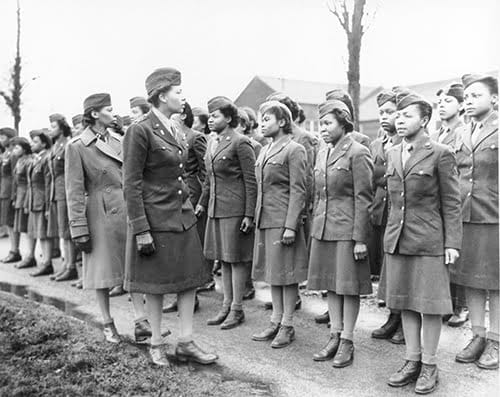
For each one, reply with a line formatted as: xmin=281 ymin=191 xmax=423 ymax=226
xmin=150 ymin=138 xmax=174 ymax=166
xmin=407 ymin=166 xmax=434 ymax=195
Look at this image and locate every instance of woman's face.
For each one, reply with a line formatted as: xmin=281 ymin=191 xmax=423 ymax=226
xmin=0 ymin=135 xmax=8 ymax=146
xmin=395 ymin=104 xmax=426 ymax=138
xmin=437 ymin=94 xmax=461 ymax=121
xmin=160 ymin=85 xmax=185 ymax=114
xmin=192 ymin=116 xmax=205 ymax=133
xmin=378 ymin=101 xmax=397 ymax=133
xmin=30 ymin=136 xmax=44 ymax=153
xmin=319 ymin=113 xmax=344 ymax=144
xmin=260 ymin=112 xmax=282 ymax=138
xmin=464 ymin=82 xmax=497 ymax=119
xmin=49 ymin=121 xmax=61 ymax=139
xmin=93 ymin=106 xmax=114 ymax=127
xmin=12 ymin=144 xmax=24 ymax=157
xmin=130 ymin=106 xmax=144 ymax=121
xmin=208 ymin=109 xmax=229 ymax=133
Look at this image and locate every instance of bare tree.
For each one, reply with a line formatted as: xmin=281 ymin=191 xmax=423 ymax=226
xmin=327 ymin=0 xmax=377 ymax=129
xmin=1 ymin=0 xmax=22 ymax=133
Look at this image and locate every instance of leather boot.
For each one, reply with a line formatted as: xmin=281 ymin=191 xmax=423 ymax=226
xmin=197 ymin=280 xmax=216 ymax=293
xmin=371 ymin=312 xmax=400 ymax=339
xmin=103 ymin=320 xmax=121 ymax=343
xmin=313 ymin=333 xmax=341 ymax=361
xmin=332 ymin=338 xmax=354 ymax=368
xmin=2 ymin=251 xmax=21 ymax=263
xmin=252 ymin=322 xmax=280 ymax=341
xmin=315 ymin=311 xmax=330 ymax=324
xmin=134 ymin=319 xmax=152 ymax=343
xmin=207 ymin=307 xmax=230 ymax=326
xmin=109 ymin=285 xmax=126 ymax=297
xmin=447 ymin=307 xmax=469 ymax=328
xmin=271 ymin=325 xmax=295 ymax=348
xmin=456 ymin=334 xmax=487 ymax=363
xmin=415 ymin=364 xmax=438 ymax=394
xmin=175 ymin=340 xmax=218 ymax=364
xmin=388 ymin=360 xmax=422 ymax=387
xmin=149 ymin=345 xmax=170 ymax=367
xmin=390 ymin=322 xmax=405 ymax=345
xmin=476 ymin=339 xmax=499 ymax=370
xmin=15 ymin=256 xmax=37 ymax=269
xmin=220 ymin=309 xmax=245 ymax=330
xmin=55 ymin=266 xmax=78 ymax=282
xmin=264 ymin=301 xmax=273 ymax=310
xmin=30 ymin=262 xmax=54 ymax=277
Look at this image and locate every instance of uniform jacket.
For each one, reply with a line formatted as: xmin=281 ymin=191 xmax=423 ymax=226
xmin=455 ymin=111 xmax=498 ymax=224
xmin=48 ymin=137 xmax=70 ymax=203
xmin=123 ymin=111 xmax=197 ymax=235
xmin=430 ymin=119 xmax=464 ymax=148
xmin=384 ymin=135 xmax=462 ymax=255
xmin=12 ymin=155 xmax=31 ymax=210
xmin=369 ymin=133 xmax=401 ymax=226
xmin=199 ymin=127 xmax=257 ymax=219
xmin=292 ymin=123 xmax=318 ymax=209
xmin=312 ymin=135 xmax=373 ymax=243
xmin=351 ymin=130 xmax=371 ymax=148
xmin=26 ymin=150 xmax=50 ymax=212
xmin=249 ymin=137 xmax=263 ymax=158
xmin=65 ymin=128 xmax=127 ymax=238
xmin=180 ymin=124 xmax=207 ymax=207
xmin=0 ymin=149 xmax=17 ymax=200
xmin=254 ymin=136 xmax=307 ymax=231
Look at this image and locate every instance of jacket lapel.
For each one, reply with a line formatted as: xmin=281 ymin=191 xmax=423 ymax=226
xmin=327 ymin=135 xmax=352 ymax=166
xmin=473 ymin=112 xmax=499 ymax=150
xmin=263 ymin=137 xmax=291 ymax=166
xmin=149 ymin=111 xmax=183 ymax=150
xmin=404 ymin=137 xmax=434 ymax=176
xmin=81 ymin=127 xmax=122 ymax=163
xmin=389 ymin=144 xmax=404 ymax=180
xmin=212 ymin=129 xmax=234 ymax=160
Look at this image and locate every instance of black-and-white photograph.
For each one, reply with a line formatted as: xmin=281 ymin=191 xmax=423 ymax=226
xmin=0 ymin=0 xmax=498 ymax=396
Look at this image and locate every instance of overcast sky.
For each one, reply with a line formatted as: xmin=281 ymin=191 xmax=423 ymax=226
xmin=0 ymin=0 xmax=498 ymax=133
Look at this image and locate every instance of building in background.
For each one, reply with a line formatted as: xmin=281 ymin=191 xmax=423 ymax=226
xmin=235 ymin=71 xmax=498 ymax=140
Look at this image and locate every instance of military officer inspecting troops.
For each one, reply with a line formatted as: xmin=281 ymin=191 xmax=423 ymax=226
xmin=452 ymin=74 xmax=499 ymax=370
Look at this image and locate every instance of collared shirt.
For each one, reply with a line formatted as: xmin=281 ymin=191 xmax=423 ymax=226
xmin=471 ymin=122 xmax=483 ymax=145
xmin=152 ymin=107 xmax=174 ymax=133
xmin=401 ymin=140 xmax=413 ymax=168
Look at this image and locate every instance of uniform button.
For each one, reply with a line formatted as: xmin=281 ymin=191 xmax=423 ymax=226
xmin=106 ymin=187 xmax=111 ymax=193
xmin=223 ymin=156 xmax=227 ymax=160
xmin=467 ymin=192 xmax=471 ymax=196
xmin=400 ymin=220 xmax=404 ymax=224
xmin=383 ymin=186 xmax=387 ymax=190
xmin=323 ymin=187 xmax=326 ymax=191
xmin=401 ymin=206 xmax=405 ymax=210
xmin=103 ymin=170 xmax=107 ymax=174
xmin=178 ymin=176 xmax=182 ymax=181
xmin=179 ymin=164 xmax=183 ymax=168
xmin=383 ymin=197 xmax=386 ymax=201
xmin=161 ymin=146 xmax=166 ymax=150
xmin=418 ymin=170 xmax=424 ymax=175
xmin=470 ymin=166 xmax=473 ymax=170
xmin=469 ymin=178 xmax=473 ymax=182
xmin=400 ymin=192 xmax=404 ymax=197
xmin=179 ymin=150 xmax=182 ymax=155
xmin=111 ymin=208 xmax=117 ymax=214
xmin=178 ymin=190 xmax=182 ymax=195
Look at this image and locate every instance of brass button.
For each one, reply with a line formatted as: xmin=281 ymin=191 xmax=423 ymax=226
xmin=400 ymin=220 xmax=404 ymax=224
xmin=111 ymin=208 xmax=117 ymax=214
xmin=178 ymin=176 xmax=182 ymax=181
xmin=178 ymin=190 xmax=182 ymax=195
xmin=178 ymin=150 xmax=182 ymax=155
xmin=469 ymin=178 xmax=473 ymax=182
xmin=106 ymin=187 xmax=111 ymax=193
xmin=179 ymin=164 xmax=183 ymax=168
xmin=400 ymin=192 xmax=404 ymax=197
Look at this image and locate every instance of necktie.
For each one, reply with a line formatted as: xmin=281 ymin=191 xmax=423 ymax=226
xmin=471 ymin=122 xmax=482 ymax=145
xmin=211 ymin=136 xmax=220 ymax=156
xmin=402 ymin=144 xmax=413 ymax=168
xmin=438 ymin=127 xmax=449 ymax=143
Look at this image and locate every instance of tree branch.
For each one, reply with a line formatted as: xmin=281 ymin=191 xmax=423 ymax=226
xmin=327 ymin=0 xmax=349 ymax=32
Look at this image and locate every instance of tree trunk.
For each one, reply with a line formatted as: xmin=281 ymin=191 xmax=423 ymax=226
xmin=13 ymin=0 xmax=22 ymax=133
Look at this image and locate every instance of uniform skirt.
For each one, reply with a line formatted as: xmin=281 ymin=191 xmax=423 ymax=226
xmin=28 ymin=211 xmax=48 ymax=239
xmin=252 ymin=227 xmax=308 ymax=285
xmin=0 ymin=199 xmax=14 ymax=227
xmin=56 ymin=200 xmax=71 ymax=239
xmin=450 ymin=223 xmax=499 ymax=291
xmin=204 ymin=216 xmax=254 ymax=263
xmin=46 ymin=201 xmax=59 ymax=238
xmin=307 ymin=239 xmax=372 ymax=295
xmin=13 ymin=209 xmax=28 ymax=233
xmin=125 ymin=224 xmax=211 ymax=294
xmin=384 ymin=253 xmax=452 ymax=315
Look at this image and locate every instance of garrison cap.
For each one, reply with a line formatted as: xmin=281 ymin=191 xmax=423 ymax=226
xmin=436 ymin=82 xmax=464 ymax=103
xmin=129 ymin=96 xmax=148 ymax=108
xmin=207 ymin=96 xmax=234 ymax=113
xmin=71 ymin=114 xmax=83 ymax=126
xmin=83 ymin=93 xmax=111 ymax=113
xmin=49 ymin=113 xmax=65 ymax=123
xmin=145 ymin=67 xmax=181 ymax=97
xmin=0 ymin=127 xmax=16 ymax=138
xmin=462 ymin=74 xmax=498 ymax=94
xmin=376 ymin=90 xmax=397 ymax=107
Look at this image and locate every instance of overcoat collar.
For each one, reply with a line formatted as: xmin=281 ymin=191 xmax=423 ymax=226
xmin=149 ymin=110 xmax=183 ymax=150
xmin=80 ymin=127 xmax=122 ymax=164
xmin=403 ymin=134 xmax=434 ymax=176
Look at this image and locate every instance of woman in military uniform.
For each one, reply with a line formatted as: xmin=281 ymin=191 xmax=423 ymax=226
xmin=129 ymin=96 xmax=150 ymax=122
xmin=0 ymin=127 xmax=21 ymax=264
xmin=452 ymin=74 xmax=499 ymax=370
xmin=370 ymin=90 xmax=405 ymax=345
xmin=124 ymin=68 xmax=217 ymax=367
xmin=196 ymin=96 xmax=257 ymax=331
xmin=384 ymin=93 xmax=461 ymax=394
xmin=25 ymin=130 xmax=53 ymax=274
xmin=251 ymin=101 xmax=307 ymax=348
xmin=47 ymin=114 xmax=78 ymax=282
xmin=307 ymin=99 xmax=373 ymax=368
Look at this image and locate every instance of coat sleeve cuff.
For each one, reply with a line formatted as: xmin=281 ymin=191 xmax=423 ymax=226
xmin=69 ymin=219 xmax=89 ymax=238
xmin=130 ymin=215 xmax=150 ymax=235
xmin=352 ymin=232 xmax=367 ymax=244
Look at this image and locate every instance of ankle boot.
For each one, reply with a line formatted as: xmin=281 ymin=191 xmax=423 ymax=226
xmin=332 ymin=339 xmax=354 ymax=368
xmin=220 ymin=309 xmax=245 ymax=330
xmin=476 ymin=339 xmax=499 ymax=370
xmin=371 ymin=312 xmax=400 ymax=339
xmin=271 ymin=325 xmax=295 ymax=348
xmin=456 ymin=334 xmax=486 ymax=363
xmin=207 ymin=307 xmax=230 ymax=326
xmin=252 ymin=322 xmax=280 ymax=341
xmin=415 ymin=364 xmax=438 ymax=394
xmin=388 ymin=360 xmax=422 ymax=387
xmin=313 ymin=333 xmax=341 ymax=361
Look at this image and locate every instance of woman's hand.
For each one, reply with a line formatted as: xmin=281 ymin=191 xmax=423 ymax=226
xmin=194 ymin=204 xmax=205 ymax=217
xmin=74 ymin=235 xmax=92 ymax=254
xmin=281 ymin=228 xmax=296 ymax=245
xmin=445 ymin=248 xmax=460 ymax=265
xmin=353 ymin=242 xmax=368 ymax=261
xmin=240 ymin=217 xmax=254 ymax=234
xmin=136 ymin=231 xmax=155 ymax=257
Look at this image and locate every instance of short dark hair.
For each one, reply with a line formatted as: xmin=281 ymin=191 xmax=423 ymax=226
xmin=479 ymin=78 xmax=498 ymax=95
xmin=148 ymin=86 xmax=171 ymax=108
xmin=219 ymin=104 xmax=239 ymax=128
xmin=331 ymin=108 xmax=354 ymax=133
xmin=51 ymin=118 xmax=72 ymax=137
xmin=34 ymin=133 xmax=52 ymax=149
xmin=182 ymin=102 xmax=194 ymax=128
xmin=414 ymin=101 xmax=433 ymax=126
xmin=196 ymin=113 xmax=210 ymax=135
xmin=138 ymin=104 xmax=151 ymax=115
xmin=83 ymin=107 xmax=101 ymax=127
xmin=262 ymin=104 xmax=293 ymax=135
xmin=276 ymin=96 xmax=299 ymax=121
xmin=297 ymin=107 xmax=306 ymax=124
